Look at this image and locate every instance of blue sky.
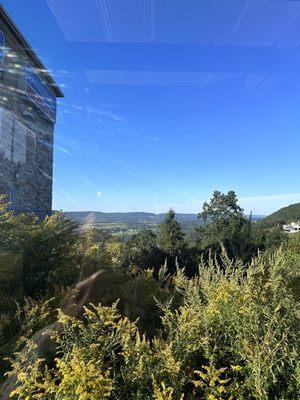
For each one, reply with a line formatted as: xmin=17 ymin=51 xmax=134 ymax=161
xmin=3 ymin=0 xmax=300 ymax=214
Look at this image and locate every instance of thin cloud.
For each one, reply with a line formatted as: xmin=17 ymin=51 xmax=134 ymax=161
xmin=58 ymin=146 xmax=72 ymax=156
xmin=147 ymin=136 xmax=160 ymax=142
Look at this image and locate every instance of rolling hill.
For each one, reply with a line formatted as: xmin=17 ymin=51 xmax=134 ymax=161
xmin=64 ymin=212 xmax=198 ymax=224
xmin=64 ymin=211 xmax=264 ymax=225
xmin=261 ymin=203 xmax=300 ymax=226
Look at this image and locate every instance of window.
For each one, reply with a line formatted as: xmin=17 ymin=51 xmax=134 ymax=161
xmin=0 ymin=107 xmax=27 ymax=164
xmin=0 ymin=29 xmax=4 ymax=81
xmin=13 ymin=118 xmax=27 ymax=164
xmin=0 ymin=107 xmax=13 ymax=160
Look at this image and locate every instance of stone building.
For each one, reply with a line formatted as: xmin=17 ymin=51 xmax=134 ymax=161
xmin=0 ymin=4 xmax=63 ymax=216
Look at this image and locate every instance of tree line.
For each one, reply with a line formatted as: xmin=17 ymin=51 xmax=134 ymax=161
xmin=118 ymin=191 xmax=286 ymax=277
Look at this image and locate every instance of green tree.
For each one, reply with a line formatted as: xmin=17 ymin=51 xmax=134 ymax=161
xmin=121 ymin=229 xmax=163 ymax=271
xmin=251 ymin=224 xmax=286 ymax=254
xmin=196 ymin=191 xmax=252 ymax=260
xmin=157 ymin=209 xmax=185 ymax=257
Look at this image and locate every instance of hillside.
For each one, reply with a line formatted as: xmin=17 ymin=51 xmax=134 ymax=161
xmin=262 ymin=202 xmax=300 ymax=226
xmin=64 ymin=211 xmax=198 ymax=224
xmin=64 ymin=211 xmax=264 ymax=225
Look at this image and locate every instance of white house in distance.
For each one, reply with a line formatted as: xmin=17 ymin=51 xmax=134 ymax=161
xmin=283 ymin=222 xmax=300 ymax=234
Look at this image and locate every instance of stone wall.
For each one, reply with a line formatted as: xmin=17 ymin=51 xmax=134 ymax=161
xmin=0 ymin=23 xmax=55 ymax=214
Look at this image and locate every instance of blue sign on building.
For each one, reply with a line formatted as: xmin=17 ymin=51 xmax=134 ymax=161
xmin=0 ymin=30 xmax=4 ymax=64
xmin=26 ymin=62 xmax=57 ymax=122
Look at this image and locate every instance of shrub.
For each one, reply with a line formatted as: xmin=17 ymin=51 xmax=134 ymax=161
xmin=5 ymin=248 xmax=299 ymax=399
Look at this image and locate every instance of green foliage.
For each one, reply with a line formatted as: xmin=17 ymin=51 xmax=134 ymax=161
xmin=76 ymin=226 xmax=116 ymax=278
xmin=192 ymin=363 xmax=238 ymax=399
xmin=0 ymin=196 xmax=80 ymax=296
xmin=6 ymin=248 xmax=299 ymax=399
xmin=121 ymin=229 xmax=164 ymax=272
xmin=200 ymin=190 xmax=244 ymax=221
xmin=1 ymin=193 xmax=299 ymax=398
xmin=22 ymin=212 xmax=79 ymax=295
xmin=196 ymin=191 xmax=265 ymax=262
xmin=252 ymin=225 xmax=287 ymax=252
xmin=0 ymin=295 xmax=60 ymax=383
xmin=262 ymin=202 xmax=300 ymax=226
xmin=0 ymin=197 xmax=81 ymax=380
xmin=196 ymin=191 xmax=249 ymax=255
xmin=158 ymin=209 xmax=185 ymax=257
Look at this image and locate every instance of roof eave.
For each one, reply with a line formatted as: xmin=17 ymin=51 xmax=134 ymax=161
xmin=0 ymin=3 xmax=64 ymax=98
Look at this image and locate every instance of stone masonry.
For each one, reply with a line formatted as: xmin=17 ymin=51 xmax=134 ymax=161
xmin=0 ymin=4 xmax=63 ymax=216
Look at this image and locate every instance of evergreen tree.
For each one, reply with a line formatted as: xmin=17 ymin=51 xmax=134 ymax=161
xmin=157 ymin=209 xmax=185 ymax=257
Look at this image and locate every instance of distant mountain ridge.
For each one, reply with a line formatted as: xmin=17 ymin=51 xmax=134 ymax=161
xmin=64 ymin=211 xmax=265 ymax=224
xmin=64 ymin=211 xmax=198 ymax=223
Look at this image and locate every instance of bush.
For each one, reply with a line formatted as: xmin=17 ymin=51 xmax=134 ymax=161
xmin=6 ymin=248 xmax=299 ymax=399
xmin=0 ymin=197 xmax=82 ymax=382
xmin=0 ymin=197 xmax=80 ymax=297
xmin=22 ymin=213 xmax=80 ymax=295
